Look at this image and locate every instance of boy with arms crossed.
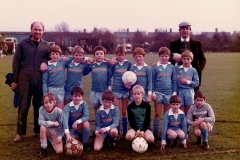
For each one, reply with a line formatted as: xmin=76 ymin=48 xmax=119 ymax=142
xmin=187 ymin=90 xmax=215 ymax=150
xmin=109 ymin=45 xmax=132 ymax=138
xmin=94 ymin=90 xmax=120 ymax=151
xmin=152 ymin=47 xmax=177 ymax=138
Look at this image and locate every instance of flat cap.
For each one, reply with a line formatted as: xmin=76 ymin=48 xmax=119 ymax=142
xmin=179 ymin=21 xmax=191 ymax=27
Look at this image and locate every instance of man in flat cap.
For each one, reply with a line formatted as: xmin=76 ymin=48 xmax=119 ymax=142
xmin=170 ymin=21 xmax=206 ymax=91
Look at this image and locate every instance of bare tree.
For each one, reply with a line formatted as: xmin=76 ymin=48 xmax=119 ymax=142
xmin=55 ymin=21 xmax=70 ymax=32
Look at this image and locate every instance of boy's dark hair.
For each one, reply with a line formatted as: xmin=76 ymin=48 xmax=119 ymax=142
xmin=42 ymin=93 xmax=56 ymax=105
xmin=158 ymin=47 xmax=171 ymax=56
xmin=194 ymin=90 xmax=206 ymax=100
xmin=115 ymin=45 xmax=126 ymax=55
xmin=169 ymin=95 xmax=181 ymax=104
xmin=71 ymin=86 xmax=84 ymax=96
xmin=102 ymin=90 xmax=114 ymax=102
xmin=93 ymin=46 xmax=106 ymax=55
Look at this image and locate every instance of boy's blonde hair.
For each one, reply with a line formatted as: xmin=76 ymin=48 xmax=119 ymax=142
xmin=133 ymin=47 xmax=145 ymax=57
xmin=48 ymin=45 xmax=62 ymax=56
xmin=182 ymin=50 xmax=193 ymax=60
xmin=115 ymin=45 xmax=126 ymax=55
xmin=158 ymin=47 xmax=171 ymax=56
xmin=132 ymin=85 xmax=145 ymax=95
xmin=93 ymin=46 xmax=106 ymax=55
xmin=72 ymin=45 xmax=84 ymax=55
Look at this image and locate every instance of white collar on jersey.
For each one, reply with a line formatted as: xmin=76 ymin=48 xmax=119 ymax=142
xmin=48 ymin=61 xmax=58 ymax=66
xmin=156 ymin=61 xmax=171 ymax=66
xmin=168 ymin=108 xmax=184 ymax=115
xmin=69 ymin=101 xmax=84 ymax=107
xmin=179 ymin=65 xmax=193 ymax=69
xmin=133 ymin=62 xmax=148 ymax=67
xmin=99 ymin=104 xmax=115 ymax=110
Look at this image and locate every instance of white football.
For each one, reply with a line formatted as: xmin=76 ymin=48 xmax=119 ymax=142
xmin=64 ymin=139 xmax=83 ymax=157
xmin=132 ymin=137 xmax=148 ymax=153
xmin=122 ymin=71 xmax=137 ymax=85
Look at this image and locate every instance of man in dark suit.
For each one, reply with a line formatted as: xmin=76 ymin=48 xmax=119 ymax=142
xmin=170 ymin=22 xmax=206 ymax=91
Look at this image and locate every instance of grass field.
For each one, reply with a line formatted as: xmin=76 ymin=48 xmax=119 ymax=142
xmin=0 ymin=53 xmax=240 ymax=160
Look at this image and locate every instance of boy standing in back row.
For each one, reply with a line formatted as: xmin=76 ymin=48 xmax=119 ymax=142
xmin=152 ymin=47 xmax=177 ymax=138
xmin=84 ymin=46 xmax=111 ymax=114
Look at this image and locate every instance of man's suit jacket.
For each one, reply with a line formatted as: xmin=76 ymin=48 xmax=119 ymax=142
xmin=170 ymin=38 xmax=206 ymax=87
xmin=170 ymin=38 xmax=206 ymax=73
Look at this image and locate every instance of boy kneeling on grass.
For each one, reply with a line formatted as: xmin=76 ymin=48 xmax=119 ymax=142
xmin=187 ymin=90 xmax=215 ymax=150
xmin=38 ymin=93 xmax=64 ymax=158
xmin=94 ymin=90 xmax=120 ymax=151
xmin=161 ymin=95 xmax=187 ymax=149
xmin=62 ymin=86 xmax=90 ymax=151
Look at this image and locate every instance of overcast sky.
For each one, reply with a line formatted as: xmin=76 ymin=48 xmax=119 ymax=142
xmin=1 ymin=0 xmax=239 ymax=33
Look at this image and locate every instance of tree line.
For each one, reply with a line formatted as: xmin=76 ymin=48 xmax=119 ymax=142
xmin=48 ymin=22 xmax=240 ymax=53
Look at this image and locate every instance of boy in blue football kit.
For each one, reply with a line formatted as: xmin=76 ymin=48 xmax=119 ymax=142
xmin=62 ymin=86 xmax=90 ymax=151
xmin=38 ymin=93 xmax=64 ymax=158
xmin=129 ymin=47 xmax=152 ymax=103
xmin=109 ymin=45 xmax=132 ymax=138
xmin=94 ymin=90 xmax=120 ymax=151
xmin=187 ymin=90 xmax=215 ymax=150
xmin=176 ymin=50 xmax=199 ymax=115
xmin=161 ymin=95 xmax=187 ymax=149
xmin=84 ymin=46 xmax=111 ymax=114
xmin=42 ymin=45 xmax=71 ymax=109
xmin=64 ymin=46 xmax=90 ymax=105
xmin=152 ymin=47 xmax=177 ymax=138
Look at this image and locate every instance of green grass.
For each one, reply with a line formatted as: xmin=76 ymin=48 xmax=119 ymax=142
xmin=0 ymin=53 xmax=240 ymax=160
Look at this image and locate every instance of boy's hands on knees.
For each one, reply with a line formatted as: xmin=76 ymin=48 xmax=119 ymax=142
xmin=99 ymin=128 xmax=107 ymax=134
xmin=72 ymin=121 xmax=78 ymax=130
xmin=52 ymin=121 xmax=59 ymax=127
xmin=135 ymin=130 xmax=144 ymax=138
xmin=95 ymin=131 xmax=101 ymax=137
